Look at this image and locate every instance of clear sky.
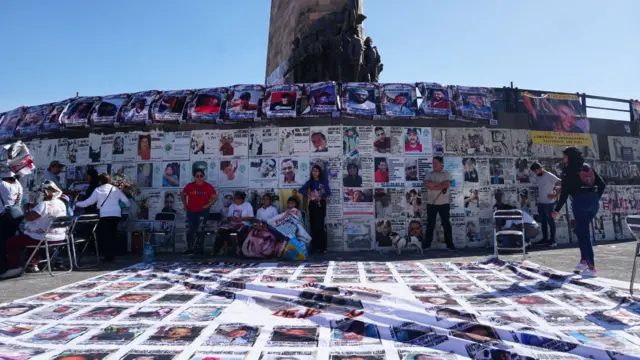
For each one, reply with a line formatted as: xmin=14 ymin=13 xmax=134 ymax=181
xmin=1 ymin=0 xmax=638 ymax=119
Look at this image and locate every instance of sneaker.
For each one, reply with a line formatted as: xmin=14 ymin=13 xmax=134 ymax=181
xmin=0 ymin=268 xmax=23 ymax=279
xmin=581 ymin=268 xmax=598 ymax=277
xmin=575 ymin=261 xmax=588 ymax=271
xmin=25 ymin=265 xmax=40 ymax=273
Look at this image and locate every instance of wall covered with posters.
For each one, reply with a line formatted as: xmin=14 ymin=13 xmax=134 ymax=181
xmin=2 ymin=82 xmax=639 ymax=252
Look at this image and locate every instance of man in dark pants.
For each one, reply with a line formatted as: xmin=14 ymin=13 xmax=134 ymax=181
xmin=530 ymin=162 xmax=561 ymax=248
xmin=423 ymin=156 xmax=455 ymax=251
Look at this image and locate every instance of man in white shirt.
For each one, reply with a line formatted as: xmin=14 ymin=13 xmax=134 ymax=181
xmin=0 ymin=181 xmax=67 ymax=279
xmin=0 ymin=170 xmax=24 ymax=276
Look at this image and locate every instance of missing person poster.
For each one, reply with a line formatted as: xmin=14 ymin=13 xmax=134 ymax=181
xmin=279 ymin=127 xmax=310 ymax=156
xmin=341 ymin=82 xmax=379 ymax=118
xmin=249 ymin=127 xmax=279 ymax=156
xmin=160 ymin=161 xmax=183 ymax=188
xmin=403 ymin=127 xmax=433 ymax=157
xmin=250 ymin=158 xmax=278 ymax=188
xmin=381 ymin=83 xmax=417 ymax=117
xmin=152 ymin=90 xmax=192 ymax=122
xmin=343 ymin=217 xmax=374 ymax=251
xmin=42 ymin=99 xmax=70 ymax=134
xmin=343 ymin=188 xmax=374 ymax=216
xmin=486 ymin=128 xmax=512 ymax=156
xmin=452 ymin=86 xmax=493 ymax=120
xmin=216 ymin=158 xmax=249 ymax=188
xmin=0 ymin=107 xmax=22 ymax=142
xmin=163 ymin=131 xmax=191 ymax=160
xmin=374 ymin=157 xmax=404 ymax=188
xmin=343 ymin=126 xmax=373 ymax=157
xmin=188 ymin=87 xmax=227 ymax=122
xmin=417 ymin=82 xmax=453 ymax=116
xmin=326 ymin=221 xmax=344 ymax=251
xmin=190 ymin=130 xmax=218 ymax=160
xmin=112 ymin=133 xmax=137 ymax=162
xmin=136 ymin=162 xmax=162 ymax=189
xmin=92 ymin=93 xmax=130 ymax=127
xmin=15 ymin=104 xmax=47 ymax=138
xmin=88 ymin=133 xmax=102 ymax=164
xmin=263 ymin=84 xmax=300 ymax=118
xmin=462 ymin=157 xmax=490 ymax=186
xmin=149 ymin=130 xmax=164 ymax=161
xmin=343 ymin=155 xmax=373 ymax=188
xmin=405 ymin=157 xmax=432 ymax=188
xmin=226 ymin=84 xmax=263 ymax=121
xmin=67 ymin=138 xmax=90 ymax=165
xmin=375 ymin=188 xmax=405 ymax=218
xmin=302 ymin=81 xmax=338 ymax=115
xmin=372 ymin=126 xmax=403 ymax=155
xmin=522 ymin=91 xmax=589 ymax=133
xmin=310 ymin=156 xmax=342 ymax=190
xmin=123 ymin=90 xmax=159 ymax=124
xmin=218 ymin=129 xmax=249 ymax=158
xmin=191 ymin=160 xmax=218 ymax=183
xmin=279 ymin=157 xmax=310 ymax=189
xmin=310 ymin=126 xmax=341 ymax=156
xmin=444 ymin=156 xmax=464 ymax=188
xmin=489 ymin=158 xmax=516 ymax=185
xmin=60 ymin=96 xmax=99 ymax=128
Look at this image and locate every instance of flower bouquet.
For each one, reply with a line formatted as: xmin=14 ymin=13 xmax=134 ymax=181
xmin=112 ymin=173 xmax=140 ymax=208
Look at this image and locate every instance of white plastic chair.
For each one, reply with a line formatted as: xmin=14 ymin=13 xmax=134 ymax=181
xmin=493 ymin=209 xmax=527 ymax=261
xmin=625 ymin=215 xmax=640 ymax=294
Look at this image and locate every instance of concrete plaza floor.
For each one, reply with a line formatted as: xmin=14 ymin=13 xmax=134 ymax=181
xmin=0 ymin=239 xmax=636 ymax=304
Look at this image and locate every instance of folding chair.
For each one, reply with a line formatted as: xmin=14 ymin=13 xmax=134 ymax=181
xmin=493 ymin=210 xmax=527 ymax=261
xmin=625 ymin=215 xmax=640 ymax=294
xmin=69 ymin=214 xmax=100 ymax=268
xmin=23 ymin=216 xmax=74 ymax=276
xmin=149 ymin=212 xmax=177 ymax=253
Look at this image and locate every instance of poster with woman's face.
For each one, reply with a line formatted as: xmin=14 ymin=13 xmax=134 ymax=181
xmin=215 ymin=158 xmax=249 ymax=188
xmin=152 ymin=90 xmax=192 ymax=122
xmin=123 ymin=91 xmax=159 ymax=124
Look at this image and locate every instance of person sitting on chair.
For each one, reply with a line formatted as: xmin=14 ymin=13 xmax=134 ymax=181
xmin=214 ymin=191 xmax=254 ymax=256
xmin=0 ymin=181 xmax=68 ymax=279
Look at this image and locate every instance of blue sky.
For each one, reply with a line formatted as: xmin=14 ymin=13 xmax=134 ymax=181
xmin=1 ymin=0 xmax=637 ymax=119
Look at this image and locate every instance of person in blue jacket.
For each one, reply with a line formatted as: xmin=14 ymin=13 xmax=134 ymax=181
xmin=299 ymin=165 xmax=331 ymax=253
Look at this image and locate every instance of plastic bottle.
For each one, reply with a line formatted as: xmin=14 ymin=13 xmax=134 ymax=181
xmin=142 ymin=240 xmax=154 ymax=264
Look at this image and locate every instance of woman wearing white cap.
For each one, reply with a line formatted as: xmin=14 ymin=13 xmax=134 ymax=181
xmin=0 ymin=180 xmax=66 ymax=279
xmin=0 ymin=169 xmax=24 ymax=276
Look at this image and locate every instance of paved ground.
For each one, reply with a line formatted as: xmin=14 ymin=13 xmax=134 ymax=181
xmin=0 ymin=239 xmax=636 ymax=304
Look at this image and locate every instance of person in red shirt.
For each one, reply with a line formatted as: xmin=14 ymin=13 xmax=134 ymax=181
xmin=374 ymin=158 xmax=390 ymax=183
xmin=181 ymin=168 xmax=217 ymax=255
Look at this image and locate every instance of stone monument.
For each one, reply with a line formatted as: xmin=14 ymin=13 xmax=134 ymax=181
xmin=265 ymin=0 xmax=382 ymax=85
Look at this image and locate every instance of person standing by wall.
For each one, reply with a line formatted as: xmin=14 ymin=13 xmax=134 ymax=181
xmin=43 ymin=161 xmax=65 ymax=190
xmin=181 ymin=168 xmax=217 ymax=255
xmin=299 ymin=165 xmax=331 ymax=254
xmin=553 ymin=147 xmax=606 ymax=276
xmin=0 ymin=170 xmax=24 ymax=276
xmin=530 ymin=162 xmax=560 ymax=248
xmin=75 ymin=173 xmax=130 ymax=262
xmin=423 ymin=156 xmax=455 ymax=251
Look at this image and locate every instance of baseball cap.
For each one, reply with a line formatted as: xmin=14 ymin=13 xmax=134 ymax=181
xmin=41 ymin=180 xmax=62 ymax=197
xmin=49 ymin=160 xmax=65 ymax=168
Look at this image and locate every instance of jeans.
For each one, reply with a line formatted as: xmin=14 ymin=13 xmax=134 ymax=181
xmin=537 ymin=203 xmax=556 ymax=243
xmin=572 ymin=192 xmax=600 ymax=267
xmin=0 ymin=213 xmax=23 ymax=273
xmin=425 ymin=204 xmax=454 ymax=249
xmin=186 ymin=210 xmax=209 ymax=250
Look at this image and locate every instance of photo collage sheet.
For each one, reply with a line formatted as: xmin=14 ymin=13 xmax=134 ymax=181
xmin=23 ymin=123 xmax=635 ymax=251
xmin=2 ymin=259 xmax=640 ymax=359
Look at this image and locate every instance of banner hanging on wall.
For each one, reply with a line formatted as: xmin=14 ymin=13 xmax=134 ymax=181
xmin=417 ymin=82 xmax=452 ymax=116
xmin=152 ymin=90 xmax=193 ymax=123
xmin=0 ymin=107 xmax=23 ymax=142
xmin=341 ymin=82 xmax=378 ymax=118
xmin=522 ymin=91 xmax=592 ymax=146
xmin=381 ymin=83 xmax=417 ymax=117
xmin=15 ymin=104 xmax=47 ymax=138
xmin=123 ymin=90 xmax=160 ymax=125
xmin=451 ymin=86 xmax=493 ymax=121
xmin=302 ymin=81 xmax=338 ymax=115
xmin=263 ymin=84 xmax=301 ymax=119
xmin=60 ymin=96 xmax=100 ymax=128
xmin=633 ymin=100 xmax=640 ymax=122
xmin=188 ymin=87 xmax=227 ymax=122
xmin=226 ymin=84 xmax=263 ymax=121
xmin=91 ymin=93 xmax=130 ymax=127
